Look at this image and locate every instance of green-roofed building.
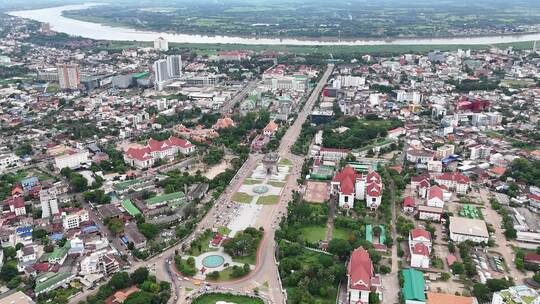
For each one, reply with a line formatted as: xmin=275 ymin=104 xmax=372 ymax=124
xmin=48 ymin=241 xmax=70 ymax=264
xmin=35 ymin=271 xmax=75 ymax=295
xmin=133 ymin=71 xmax=150 ymax=79
xmin=113 ymin=179 xmax=139 ymax=192
xmin=121 ymin=199 xmax=141 ymax=216
xmin=146 ymin=191 xmax=186 ymax=209
xmin=401 ymin=268 xmax=426 ymax=304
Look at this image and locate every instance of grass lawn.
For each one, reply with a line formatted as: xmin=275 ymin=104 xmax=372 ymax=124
xmin=188 ymin=231 xmax=218 ymax=256
xmin=217 ymin=227 xmax=231 ymax=235
xmin=232 ymin=192 xmax=253 ymax=203
xmin=279 ymin=158 xmax=293 ymax=166
xmin=232 ymin=253 xmax=257 ymax=265
xmin=299 ymin=225 xmax=327 ymax=243
xmin=332 ymin=227 xmax=352 ymax=241
xmin=243 ymin=179 xmax=262 ymax=185
xmin=256 ymin=195 xmax=280 ymax=205
xmin=192 ymin=293 xmax=264 ymax=304
xmin=268 ymin=181 xmax=286 ymax=188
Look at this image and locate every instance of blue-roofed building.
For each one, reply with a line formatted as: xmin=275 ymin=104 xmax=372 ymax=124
xmin=16 ymin=226 xmax=33 ymax=245
xmin=442 ymin=154 xmax=460 ymax=166
xmin=82 ymin=226 xmax=98 ymax=234
xmin=120 ymin=236 xmax=128 ymax=245
xmin=21 ymin=177 xmax=39 ymax=191
xmin=50 ymin=233 xmax=64 ymax=241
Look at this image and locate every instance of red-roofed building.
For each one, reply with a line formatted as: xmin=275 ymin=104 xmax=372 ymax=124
xmin=409 ymin=228 xmax=432 ymax=269
xmin=124 ymin=136 xmax=195 ymax=169
xmin=331 ymin=166 xmax=363 ymax=209
xmin=410 ymin=243 xmax=430 ymax=269
xmin=409 ymin=228 xmax=432 ymax=252
xmin=527 ymin=193 xmax=540 ymax=209
xmin=347 ymin=247 xmax=382 ymax=304
xmin=447 ymin=254 xmax=457 ymax=267
xmin=434 ymin=172 xmax=470 ymax=194
xmin=524 ymin=253 xmax=540 ymax=269
xmin=427 ymin=186 xmax=444 ymax=208
xmin=263 ymin=120 xmax=279 ymax=137
xmin=3 ymin=197 xmax=26 ymax=216
xmin=331 ymin=168 xmax=384 ymax=210
xmin=403 ymin=196 xmax=415 ymax=213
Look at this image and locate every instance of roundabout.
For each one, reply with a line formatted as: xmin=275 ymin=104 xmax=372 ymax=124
xmin=202 ymin=255 xmax=225 ymax=268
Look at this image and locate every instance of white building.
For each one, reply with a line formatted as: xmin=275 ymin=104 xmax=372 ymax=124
xmin=62 ymin=209 xmax=90 ymax=230
xmin=409 ymin=229 xmax=432 ymax=269
xmin=449 ymin=216 xmax=489 ymax=243
xmin=266 ymin=76 xmax=308 ymax=91
xmin=331 ymin=168 xmax=383 ymax=210
xmin=57 ymin=64 xmax=80 ymax=90
xmin=166 ymin=55 xmax=182 ymax=78
xmin=406 ymin=149 xmax=434 ymax=164
xmin=124 ymin=136 xmax=195 ymax=169
xmin=470 ymin=144 xmax=491 ymax=160
xmin=153 ymin=37 xmax=169 ymax=51
xmin=153 ymin=59 xmax=169 ymax=90
xmin=0 ymin=153 xmax=20 ymax=172
xmin=434 ymin=172 xmax=470 ymax=194
xmin=427 ymin=160 xmax=442 ymax=173
xmin=426 ymin=186 xmax=444 ymax=208
xmin=435 ymin=144 xmax=455 ymax=159
xmin=334 ymin=75 xmax=365 ymax=88
xmin=40 ymin=188 xmax=60 ymax=218
xmin=54 ymin=150 xmax=89 ymax=170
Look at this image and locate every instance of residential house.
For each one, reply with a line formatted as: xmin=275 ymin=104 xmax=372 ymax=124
xmin=406 ymin=149 xmax=434 ymax=164
xmin=263 ymin=120 xmax=279 ymax=137
xmin=434 ymin=172 xmax=470 ymax=194
xmin=409 ymin=229 xmax=432 ymax=269
xmin=426 ymin=186 xmax=444 ymax=208
xmin=62 ymin=209 xmax=89 ymax=230
xmin=403 ymin=196 xmax=415 ymax=213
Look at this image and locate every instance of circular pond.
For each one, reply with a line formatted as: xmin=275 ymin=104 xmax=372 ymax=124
xmin=202 ymin=255 xmax=225 ymax=268
xmin=253 ymin=185 xmax=269 ymax=194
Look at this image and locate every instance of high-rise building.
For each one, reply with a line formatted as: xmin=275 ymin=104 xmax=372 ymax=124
xmin=166 ymin=55 xmax=182 ymax=78
xmin=40 ymin=188 xmax=59 ymax=218
xmin=153 ymin=59 xmax=169 ymax=90
xmin=57 ymin=64 xmax=80 ymax=90
xmin=153 ymin=59 xmax=169 ymax=83
xmin=154 ymin=37 xmax=169 ymax=51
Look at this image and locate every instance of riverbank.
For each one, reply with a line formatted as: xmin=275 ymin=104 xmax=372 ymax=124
xmin=9 ymin=4 xmax=540 ymax=47
xmin=105 ymin=40 xmax=535 ymax=55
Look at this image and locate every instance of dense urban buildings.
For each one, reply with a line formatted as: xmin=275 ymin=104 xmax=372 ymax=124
xmin=0 ymin=2 xmax=539 ymax=304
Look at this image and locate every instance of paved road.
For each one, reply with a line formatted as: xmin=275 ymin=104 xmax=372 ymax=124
xmin=70 ymin=65 xmax=334 ymax=304
xmin=219 ymin=80 xmax=257 ymax=114
xmin=474 ymin=187 xmax=531 ymax=283
xmin=171 ymin=65 xmax=334 ymax=303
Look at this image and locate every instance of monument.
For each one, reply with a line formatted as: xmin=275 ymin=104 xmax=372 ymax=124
xmin=262 ymin=152 xmax=279 ymax=175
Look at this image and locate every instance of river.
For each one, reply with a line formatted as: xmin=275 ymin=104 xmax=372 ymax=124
xmin=8 ymin=4 xmax=540 ymax=46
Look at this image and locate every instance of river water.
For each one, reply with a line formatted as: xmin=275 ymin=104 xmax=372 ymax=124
xmin=8 ymin=4 xmax=540 ymax=46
